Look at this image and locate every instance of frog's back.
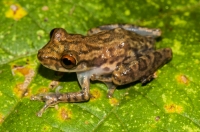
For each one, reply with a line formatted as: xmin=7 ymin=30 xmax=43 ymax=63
xmin=85 ymin=28 xmax=155 ymax=52
xmin=75 ymin=28 xmax=156 ymax=70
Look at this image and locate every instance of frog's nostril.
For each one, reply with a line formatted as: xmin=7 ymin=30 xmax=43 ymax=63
xmin=37 ymin=52 xmax=44 ymax=62
xmin=37 ymin=55 xmax=43 ymax=61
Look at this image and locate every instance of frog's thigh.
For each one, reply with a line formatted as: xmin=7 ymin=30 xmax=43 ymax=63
xmin=121 ymin=25 xmax=162 ymax=38
xmin=90 ymin=75 xmax=116 ymax=98
xmin=112 ymin=48 xmax=172 ymax=85
xmin=87 ymin=24 xmax=121 ymax=35
xmin=87 ymin=24 xmax=161 ymax=38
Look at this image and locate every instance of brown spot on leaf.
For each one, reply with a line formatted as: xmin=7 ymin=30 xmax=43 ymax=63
xmin=5 ymin=3 xmax=27 ymax=20
xmin=12 ymin=66 xmax=35 ymax=97
xmin=13 ymin=65 xmax=30 ymax=75
xmin=85 ymin=120 xmax=90 ymax=125
xmin=14 ymin=84 xmax=30 ymax=98
xmin=42 ymin=125 xmax=51 ymax=131
xmin=58 ymin=107 xmax=72 ymax=121
xmin=90 ymin=89 xmax=101 ymax=101
xmin=14 ymin=83 xmax=26 ymax=98
xmin=164 ymin=104 xmax=183 ymax=113
xmin=0 ymin=114 xmax=4 ymax=124
xmin=176 ymin=74 xmax=189 ymax=85
xmin=109 ymin=98 xmax=119 ymax=106
xmin=37 ymin=87 xmax=49 ymax=94
xmin=155 ymin=116 xmax=160 ymax=121
xmin=42 ymin=6 xmax=49 ymax=11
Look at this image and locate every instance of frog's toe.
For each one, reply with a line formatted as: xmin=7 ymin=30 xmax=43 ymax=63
xmin=36 ymin=104 xmax=49 ymax=117
xmin=107 ymin=88 xmax=116 ymax=98
xmin=140 ymin=74 xmax=155 ymax=84
xmin=31 ymin=94 xmax=46 ymax=101
xmin=107 ymin=93 xmax=113 ymax=98
xmin=30 ymin=94 xmax=43 ymax=101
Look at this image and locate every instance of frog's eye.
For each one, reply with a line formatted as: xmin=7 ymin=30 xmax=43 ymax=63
xmin=61 ymin=54 xmax=76 ymax=69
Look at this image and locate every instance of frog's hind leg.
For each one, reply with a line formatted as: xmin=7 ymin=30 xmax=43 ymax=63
xmin=112 ymin=48 xmax=172 ymax=85
xmin=120 ymin=24 xmax=161 ymax=38
xmin=87 ymin=24 xmax=161 ymax=38
xmin=90 ymin=75 xmax=117 ymax=98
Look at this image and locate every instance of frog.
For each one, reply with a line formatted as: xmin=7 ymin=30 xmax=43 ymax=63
xmin=31 ymin=24 xmax=172 ymax=117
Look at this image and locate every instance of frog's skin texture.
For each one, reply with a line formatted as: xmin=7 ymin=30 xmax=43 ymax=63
xmin=31 ymin=24 xmax=172 ymax=117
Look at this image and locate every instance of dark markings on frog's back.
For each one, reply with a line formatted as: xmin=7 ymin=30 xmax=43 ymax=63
xmin=153 ymin=51 xmax=163 ymax=66
xmin=85 ymin=43 xmax=102 ymax=51
xmin=138 ymin=58 xmax=148 ymax=71
xmin=107 ymin=47 xmax=114 ymax=54
xmin=145 ymin=54 xmax=152 ymax=60
xmin=93 ymin=58 xmax=108 ymax=67
xmin=98 ymin=33 xmax=111 ymax=40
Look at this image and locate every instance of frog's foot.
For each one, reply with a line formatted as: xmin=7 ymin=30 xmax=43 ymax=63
xmin=140 ymin=74 xmax=154 ymax=84
xmin=31 ymin=93 xmax=59 ymax=117
xmin=140 ymin=71 xmax=159 ymax=84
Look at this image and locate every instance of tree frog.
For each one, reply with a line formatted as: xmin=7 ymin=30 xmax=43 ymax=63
xmin=31 ymin=24 xmax=172 ymax=117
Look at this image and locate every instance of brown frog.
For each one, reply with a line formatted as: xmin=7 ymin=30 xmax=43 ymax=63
xmin=31 ymin=24 xmax=172 ymax=117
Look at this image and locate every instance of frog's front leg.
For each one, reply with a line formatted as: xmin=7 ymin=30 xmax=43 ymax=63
xmin=31 ymin=72 xmax=90 ymax=117
xmin=87 ymin=24 xmax=161 ymax=38
xmin=112 ymin=48 xmax=172 ymax=85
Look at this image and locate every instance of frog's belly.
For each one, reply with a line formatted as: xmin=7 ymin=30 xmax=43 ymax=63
xmin=86 ymin=63 xmax=118 ymax=78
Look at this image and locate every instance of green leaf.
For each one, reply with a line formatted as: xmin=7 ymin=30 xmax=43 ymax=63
xmin=1 ymin=0 xmax=200 ymax=131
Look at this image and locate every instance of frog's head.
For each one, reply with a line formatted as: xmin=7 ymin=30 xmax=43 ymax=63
xmin=38 ymin=28 xmax=86 ymax=72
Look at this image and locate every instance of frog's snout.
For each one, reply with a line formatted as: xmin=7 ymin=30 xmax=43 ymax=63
xmin=37 ymin=49 xmax=52 ymax=66
xmin=37 ymin=50 xmax=45 ymax=62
